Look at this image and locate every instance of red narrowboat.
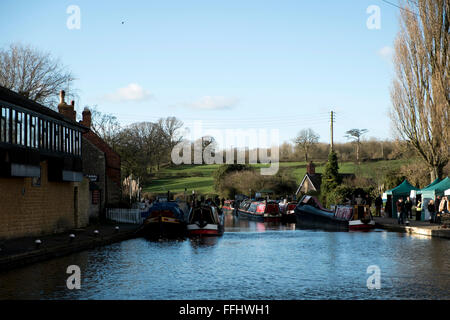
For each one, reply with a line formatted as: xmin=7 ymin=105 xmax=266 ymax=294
xmin=238 ymin=199 xmax=282 ymax=220
xmin=222 ymin=200 xmax=235 ymax=214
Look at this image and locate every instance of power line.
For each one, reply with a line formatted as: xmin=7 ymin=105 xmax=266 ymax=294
xmin=380 ymin=0 xmax=419 ymax=16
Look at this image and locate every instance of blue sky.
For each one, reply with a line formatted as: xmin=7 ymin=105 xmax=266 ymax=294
xmin=0 ymin=0 xmax=401 ymax=146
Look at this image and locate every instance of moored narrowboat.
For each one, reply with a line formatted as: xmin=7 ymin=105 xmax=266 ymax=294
xmin=187 ymin=202 xmax=224 ymax=236
xmin=280 ymin=201 xmax=298 ymax=222
xmin=139 ymin=201 xmax=189 ymax=238
xmin=222 ymin=200 xmax=235 ymax=214
xmin=238 ymin=199 xmax=282 ymax=220
xmin=295 ymin=195 xmax=375 ymax=231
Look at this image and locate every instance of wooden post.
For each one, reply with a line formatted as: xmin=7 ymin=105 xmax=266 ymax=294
xmin=330 ymin=110 xmax=334 ymax=152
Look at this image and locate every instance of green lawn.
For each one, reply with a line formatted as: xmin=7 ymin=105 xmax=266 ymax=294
xmin=142 ymin=159 xmax=411 ymax=195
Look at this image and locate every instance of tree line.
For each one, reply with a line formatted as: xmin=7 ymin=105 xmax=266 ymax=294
xmin=1 ymin=0 xmax=448 ymax=189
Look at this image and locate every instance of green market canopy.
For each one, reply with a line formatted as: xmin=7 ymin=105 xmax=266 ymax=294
xmin=417 ymin=178 xmax=441 ymax=194
xmin=418 ymin=177 xmax=450 ymax=221
xmin=385 ymin=179 xmax=420 ymax=196
xmin=420 ymin=177 xmax=450 ymax=199
xmin=385 ymin=180 xmax=420 ymax=217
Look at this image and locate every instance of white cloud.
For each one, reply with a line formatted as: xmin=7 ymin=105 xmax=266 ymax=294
xmin=104 ymin=83 xmax=153 ymax=102
xmin=378 ymin=46 xmax=394 ymax=60
xmin=185 ymin=96 xmax=239 ymax=110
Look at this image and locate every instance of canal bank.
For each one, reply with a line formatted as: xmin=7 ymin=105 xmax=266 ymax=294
xmin=0 ymin=223 xmax=140 ymax=272
xmin=374 ymin=217 xmax=450 ymax=239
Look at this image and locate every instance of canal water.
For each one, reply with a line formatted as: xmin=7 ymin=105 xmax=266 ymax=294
xmin=0 ymin=214 xmax=449 ymax=300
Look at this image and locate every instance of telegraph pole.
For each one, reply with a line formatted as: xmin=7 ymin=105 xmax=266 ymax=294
xmin=330 ymin=110 xmax=335 ymax=151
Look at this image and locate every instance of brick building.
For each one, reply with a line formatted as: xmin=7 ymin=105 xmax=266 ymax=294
xmin=0 ymin=86 xmax=90 ymax=240
xmin=295 ymin=161 xmax=355 ymax=197
xmin=78 ymin=108 xmax=122 ymax=220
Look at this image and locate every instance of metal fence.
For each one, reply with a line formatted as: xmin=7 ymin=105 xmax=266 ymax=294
xmin=106 ymin=208 xmax=143 ymax=224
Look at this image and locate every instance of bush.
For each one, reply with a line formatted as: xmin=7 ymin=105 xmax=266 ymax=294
xmin=218 ymin=169 xmax=297 ymax=199
xmin=325 ymin=184 xmax=375 ymax=206
xmin=213 ymin=164 xmax=252 ymax=192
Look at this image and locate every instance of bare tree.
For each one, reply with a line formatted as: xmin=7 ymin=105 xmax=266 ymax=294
xmin=294 ymin=128 xmax=319 ymax=162
xmin=87 ymin=106 xmax=122 ymax=150
xmin=345 ymin=129 xmax=368 ymax=163
xmin=0 ymin=43 xmax=76 ymax=108
xmin=390 ymin=0 xmax=449 ymax=181
xmin=115 ymin=117 xmax=184 ymax=180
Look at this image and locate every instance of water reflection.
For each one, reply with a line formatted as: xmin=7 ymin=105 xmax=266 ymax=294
xmin=0 ymin=213 xmax=449 ymax=300
xmin=224 ymin=213 xmax=296 ymax=232
xmin=189 ymin=236 xmax=219 ymax=248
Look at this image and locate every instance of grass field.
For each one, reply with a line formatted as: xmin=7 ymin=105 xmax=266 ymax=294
xmin=142 ymin=159 xmax=411 ymax=195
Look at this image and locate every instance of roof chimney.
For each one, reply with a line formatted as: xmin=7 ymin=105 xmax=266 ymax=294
xmin=80 ymin=107 xmax=92 ymax=128
xmin=306 ymin=161 xmax=315 ymax=175
xmin=57 ymin=90 xmax=76 ymax=121
xmin=59 ymin=90 xmax=65 ymax=104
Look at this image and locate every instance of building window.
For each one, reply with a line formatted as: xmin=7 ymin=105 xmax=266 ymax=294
xmin=64 ymin=126 xmax=69 ymax=153
xmin=30 ymin=115 xmax=37 ymax=148
xmin=38 ymin=118 xmax=43 ymax=148
xmin=0 ymin=104 xmax=82 ymax=155
xmin=41 ymin=119 xmax=47 ymax=150
xmin=26 ymin=113 xmax=30 ymax=147
xmin=49 ymin=121 xmax=54 ymax=151
xmin=45 ymin=121 xmax=51 ymax=150
xmin=18 ymin=111 xmax=24 ymax=145
xmin=74 ymin=131 xmax=80 ymax=155
xmin=0 ymin=106 xmax=9 ymax=143
xmin=54 ymin=123 xmax=59 ymax=151
xmin=68 ymin=128 xmax=73 ymax=154
xmin=10 ymin=110 xmax=25 ymax=146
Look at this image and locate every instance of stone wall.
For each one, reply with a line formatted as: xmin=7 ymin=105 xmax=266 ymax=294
xmin=0 ymin=161 xmax=89 ymax=240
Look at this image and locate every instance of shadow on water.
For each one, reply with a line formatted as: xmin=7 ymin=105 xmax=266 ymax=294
xmin=141 ymin=231 xmax=220 ymax=248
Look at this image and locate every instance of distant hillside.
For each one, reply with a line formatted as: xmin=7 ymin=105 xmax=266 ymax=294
xmin=142 ymin=159 xmax=412 ymax=196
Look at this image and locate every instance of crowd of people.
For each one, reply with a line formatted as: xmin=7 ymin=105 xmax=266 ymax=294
xmin=396 ymin=195 xmax=449 ymax=225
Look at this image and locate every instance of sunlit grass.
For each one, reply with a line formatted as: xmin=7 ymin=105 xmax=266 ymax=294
xmin=143 ymin=159 xmax=411 ymax=194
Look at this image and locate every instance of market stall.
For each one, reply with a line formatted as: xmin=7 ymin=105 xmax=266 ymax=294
xmin=419 ymin=177 xmax=450 ymax=221
xmin=385 ymin=180 xmax=420 ymax=219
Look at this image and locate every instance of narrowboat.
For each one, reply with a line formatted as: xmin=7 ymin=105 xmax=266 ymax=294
xmin=280 ymin=201 xmax=298 ymax=222
xmin=222 ymin=200 xmax=235 ymax=214
xmin=139 ymin=201 xmax=189 ymax=238
xmin=186 ymin=203 xmax=224 ymax=236
xmin=294 ymin=195 xmax=375 ymax=231
xmin=237 ymin=199 xmax=282 ymax=220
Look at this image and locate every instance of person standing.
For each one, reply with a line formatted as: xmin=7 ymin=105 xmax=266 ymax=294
xmin=385 ymin=198 xmax=392 ymax=218
xmin=375 ymin=195 xmax=383 ymax=217
xmin=365 ymin=194 xmax=372 ymax=207
xmin=437 ymin=196 xmax=449 ymax=225
xmin=397 ymin=198 xmax=405 ymax=225
xmin=438 ymin=196 xmax=449 ymax=213
xmin=428 ymin=200 xmax=436 ymax=223
xmin=405 ymin=196 xmax=413 ymax=219
xmin=415 ymin=199 xmax=422 ymax=221
xmin=435 ymin=196 xmax=441 ymax=214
